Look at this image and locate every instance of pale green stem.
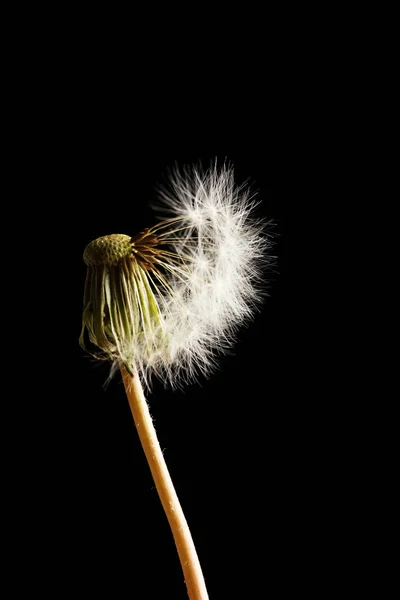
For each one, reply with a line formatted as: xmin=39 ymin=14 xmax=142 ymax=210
xmin=121 ymin=366 xmax=209 ymax=600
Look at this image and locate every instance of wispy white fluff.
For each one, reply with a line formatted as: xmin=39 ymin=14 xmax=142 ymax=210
xmin=115 ymin=164 xmax=273 ymax=390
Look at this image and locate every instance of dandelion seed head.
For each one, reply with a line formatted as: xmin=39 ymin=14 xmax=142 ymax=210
xmin=80 ymin=163 xmax=273 ymax=391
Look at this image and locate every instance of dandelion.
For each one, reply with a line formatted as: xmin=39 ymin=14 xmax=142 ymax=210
xmin=80 ymin=164 xmax=272 ymax=599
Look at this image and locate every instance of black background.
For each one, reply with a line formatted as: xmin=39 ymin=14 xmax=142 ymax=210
xmin=5 ymin=8 xmax=382 ymax=597
xmin=12 ymin=42 xmax=328 ymax=599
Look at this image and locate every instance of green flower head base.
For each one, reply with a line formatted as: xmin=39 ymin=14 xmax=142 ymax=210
xmin=80 ymin=228 xmax=175 ymax=377
xmin=80 ymin=165 xmax=271 ymax=390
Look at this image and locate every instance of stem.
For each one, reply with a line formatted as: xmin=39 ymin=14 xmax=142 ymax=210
xmin=120 ymin=365 xmax=209 ymax=600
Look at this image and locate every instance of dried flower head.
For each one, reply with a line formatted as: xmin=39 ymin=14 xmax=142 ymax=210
xmin=80 ymin=164 xmax=272 ymax=390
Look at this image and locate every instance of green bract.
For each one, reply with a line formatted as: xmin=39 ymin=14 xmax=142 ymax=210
xmin=79 ymin=231 xmax=165 ymax=375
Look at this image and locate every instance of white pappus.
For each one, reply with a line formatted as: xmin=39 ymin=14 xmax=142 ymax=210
xmin=80 ymin=163 xmax=273 ymax=390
